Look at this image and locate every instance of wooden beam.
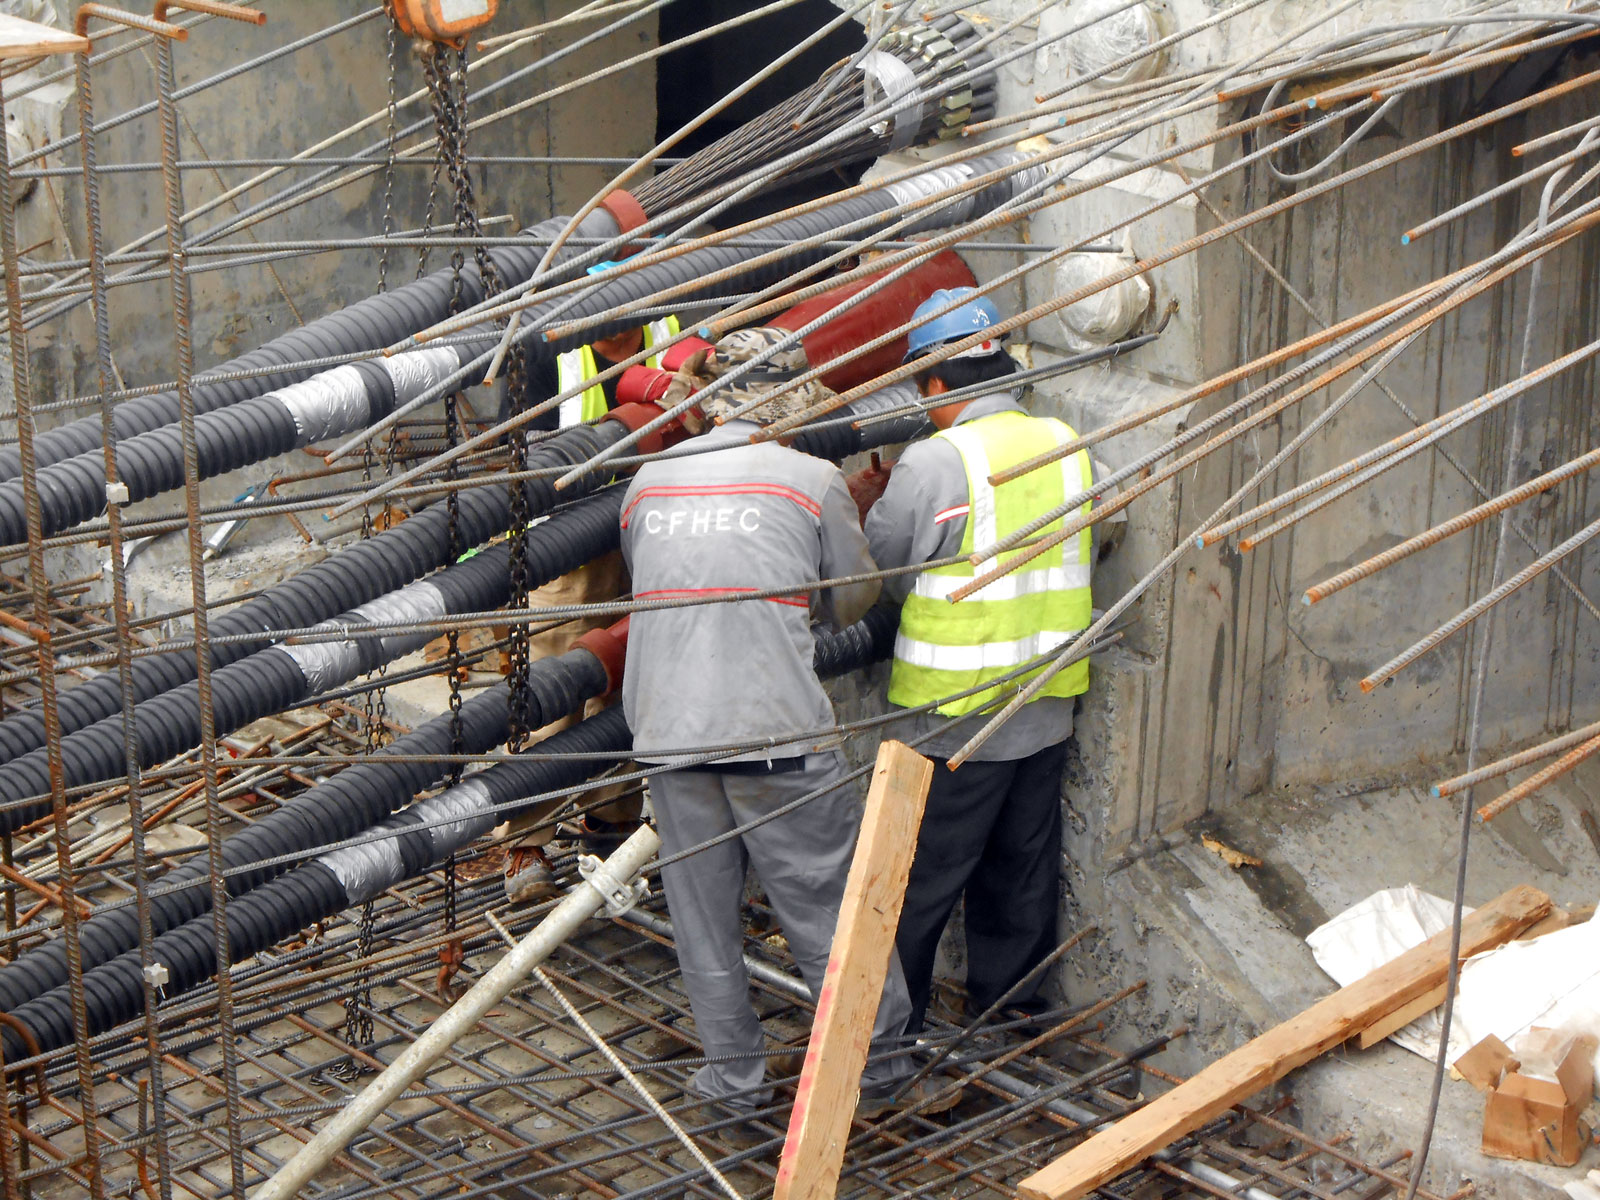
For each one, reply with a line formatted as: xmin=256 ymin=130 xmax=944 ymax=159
xmin=1355 ymin=983 xmax=1445 ymax=1050
xmin=773 ymin=740 xmax=934 ymax=1200
xmin=1016 ymin=884 xmax=1552 ymax=1200
xmin=1354 ymin=902 xmax=1595 ymax=1050
xmin=0 ymin=15 xmax=88 ymax=61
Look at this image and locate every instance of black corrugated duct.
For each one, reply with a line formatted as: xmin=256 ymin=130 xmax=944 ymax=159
xmin=0 ymin=381 xmax=922 ymax=769
xmin=0 ymin=488 xmax=622 ymax=833
xmin=0 ymin=422 xmax=632 ymax=770
xmin=0 ymin=142 xmax=1035 ymax=547
xmin=0 ymin=209 xmax=618 ymax=484
xmin=0 ymin=639 xmax=607 ymax=1018
xmin=0 ymin=613 xmax=896 ymax=1057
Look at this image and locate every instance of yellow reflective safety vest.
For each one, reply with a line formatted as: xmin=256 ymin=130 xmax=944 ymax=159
xmin=556 ymin=315 xmax=680 ymax=427
xmin=888 ymin=410 xmax=1094 ymax=717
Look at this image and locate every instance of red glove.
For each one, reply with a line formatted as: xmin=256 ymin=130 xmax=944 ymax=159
xmin=845 ymin=453 xmax=894 ymax=526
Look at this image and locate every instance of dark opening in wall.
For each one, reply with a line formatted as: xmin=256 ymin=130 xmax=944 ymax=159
xmin=655 ymin=0 xmax=865 ymax=223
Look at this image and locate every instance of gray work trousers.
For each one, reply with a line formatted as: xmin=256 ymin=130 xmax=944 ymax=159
xmin=649 ymin=750 xmax=915 ymax=1109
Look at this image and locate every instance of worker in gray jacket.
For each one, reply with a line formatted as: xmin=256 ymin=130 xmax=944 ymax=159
xmin=620 ymin=329 xmax=946 ymax=1134
xmin=856 ymin=289 xmax=1103 ymax=1033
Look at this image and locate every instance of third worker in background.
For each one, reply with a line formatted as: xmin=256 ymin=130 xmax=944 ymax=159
xmin=855 ymin=288 xmax=1101 ymax=1033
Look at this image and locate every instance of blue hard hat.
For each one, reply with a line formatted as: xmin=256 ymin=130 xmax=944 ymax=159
xmin=902 ymin=287 xmax=1003 ymax=364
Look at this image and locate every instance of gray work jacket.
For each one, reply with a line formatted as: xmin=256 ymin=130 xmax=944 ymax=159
xmin=621 ymin=421 xmax=880 ymax=764
xmin=864 ymin=391 xmax=1090 ymax=763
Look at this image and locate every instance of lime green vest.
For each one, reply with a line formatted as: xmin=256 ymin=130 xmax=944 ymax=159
xmin=556 ymin=315 xmax=680 ymax=426
xmin=888 ymin=410 xmax=1095 ymax=716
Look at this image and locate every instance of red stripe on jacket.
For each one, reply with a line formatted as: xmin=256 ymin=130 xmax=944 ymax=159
xmin=635 ymin=587 xmax=810 ymax=609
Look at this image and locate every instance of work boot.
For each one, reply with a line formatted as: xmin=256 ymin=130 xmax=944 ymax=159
xmin=702 ymin=1103 xmax=781 ymax=1152
xmin=855 ymin=1075 xmax=964 ymax=1121
xmin=573 ymin=813 xmax=641 ymax=849
xmin=503 ymin=845 xmax=557 ymax=902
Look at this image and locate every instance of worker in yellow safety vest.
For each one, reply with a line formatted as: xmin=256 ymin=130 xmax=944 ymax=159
xmin=852 ymin=287 xmax=1112 ymax=1033
xmin=555 ymin=316 xmax=680 ymax=425
xmin=500 ymin=315 xmax=679 ymax=901
xmin=497 ymin=316 xmax=681 ymax=430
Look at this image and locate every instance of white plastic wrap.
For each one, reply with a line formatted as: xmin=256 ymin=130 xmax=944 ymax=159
xmin=1054 ymin=248 xmax=1151 ymax=347
xmin=1306 ymin=886 xmax=1600 ymax=1078
xmin=1070 ymin=0 xmax=1164 ymax=89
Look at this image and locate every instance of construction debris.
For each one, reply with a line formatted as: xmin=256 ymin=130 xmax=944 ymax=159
xmin=1015 ymin=885 xmax=1552 ymax=1200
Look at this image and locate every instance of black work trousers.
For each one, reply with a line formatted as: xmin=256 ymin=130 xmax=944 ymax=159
xmin=895 ymin=738 xmax=1067 ymax=1032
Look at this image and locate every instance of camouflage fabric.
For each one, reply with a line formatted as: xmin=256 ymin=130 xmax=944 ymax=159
xmin=688 ymin=327 xmax=838 ymax=428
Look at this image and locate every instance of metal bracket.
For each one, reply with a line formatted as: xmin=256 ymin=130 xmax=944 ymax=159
xmin=577 ymin=853 xmax=648 ymax=918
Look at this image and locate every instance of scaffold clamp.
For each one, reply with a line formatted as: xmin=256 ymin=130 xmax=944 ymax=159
xmin=578 ymin=854 xmax=648 ymax=918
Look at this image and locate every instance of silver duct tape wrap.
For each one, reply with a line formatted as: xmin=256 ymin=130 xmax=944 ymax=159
xmin=319 ymin=777 xmax=497 ymax=905
xmin=1006 ymin=155 xmax=1051 ymax=199
xmin=382 ymin=345 xmax=464 ymax=403
xmin=883 ymin=160 xmax=977 ymax=209
xmin=860 ymin=51 xmax=923 ymax=152
xmin=279 ymin=580 xmax=448 ymax=694
xmin=411 ymin=777 xmax=498 ymax=863
xmin=276 ymin=364 xmax=374 ymax=446
xmin=317 ymin=830 xmax=403 ymax=906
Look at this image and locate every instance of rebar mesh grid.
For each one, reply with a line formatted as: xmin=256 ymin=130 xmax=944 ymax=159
xmin=0 ymin=795 xmax=1467 ymax=1200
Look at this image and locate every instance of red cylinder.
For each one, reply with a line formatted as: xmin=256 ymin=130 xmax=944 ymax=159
xmin=768 ymin=249 xmax=977 ymax=392
xmin=614 ymin=365 xmax=671 ymax=407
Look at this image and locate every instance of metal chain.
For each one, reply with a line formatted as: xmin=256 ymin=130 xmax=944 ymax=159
xmin=424 ymin=40 xmax=535 ymax=746
xmin=422 ymin=39 xmax=518 ymax=938
xmin=375 ymin=2 xmax=402 ymax=296
xmin=346 ymin=8 xmax=404 ymax=1055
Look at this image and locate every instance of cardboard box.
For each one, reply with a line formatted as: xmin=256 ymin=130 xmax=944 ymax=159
xmin=1480 ymin=1031 xmax=1596 ymax=1167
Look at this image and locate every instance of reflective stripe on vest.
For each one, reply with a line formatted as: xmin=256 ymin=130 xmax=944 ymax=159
xmin=888 ymin=410 xmax=1095 ymax=717
xmin=557 ymin=315 xmax=681 ymax=428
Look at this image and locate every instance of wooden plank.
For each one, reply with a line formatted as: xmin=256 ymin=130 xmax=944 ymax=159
xmin=0 ymin=15 xmax=88 ymax=60
xmin=1016 ymin=885 xmax=1552 ymax=1200
xmin=773 ymin=740 xmax=934 ymax=1200
xmin=1355 ymin=983 xmax=1444 ymax=1050
xmin=1355 ymin=903 xmax=1595 ymax=1050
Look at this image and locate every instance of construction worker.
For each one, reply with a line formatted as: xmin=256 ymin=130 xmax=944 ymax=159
xmin=500 ymin=316 xmax=678 ymax=902
xmin=500 ymin=316 xmax=681 ymax=429
xmin=855 ymin=288 xmax=1098 ymax=1033
xmin=619 ymin=329 xmax=945 ymax=1132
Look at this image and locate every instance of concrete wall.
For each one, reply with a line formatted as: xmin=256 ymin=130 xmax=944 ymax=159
xmin=0 ymin=2 xmax=657 ymax=603
xmin=857 ymin=0 xmax=1600 ymax=861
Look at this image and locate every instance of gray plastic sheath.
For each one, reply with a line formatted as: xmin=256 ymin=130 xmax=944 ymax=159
xmin=251 ymin=825 xmax=660 ymax=1200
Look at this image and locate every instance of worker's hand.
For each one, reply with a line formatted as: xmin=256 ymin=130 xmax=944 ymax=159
xmin=845 ymin=453 xmax=894 ymax=525
xmin=662 ymin=347 xmax=712 ymax=432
